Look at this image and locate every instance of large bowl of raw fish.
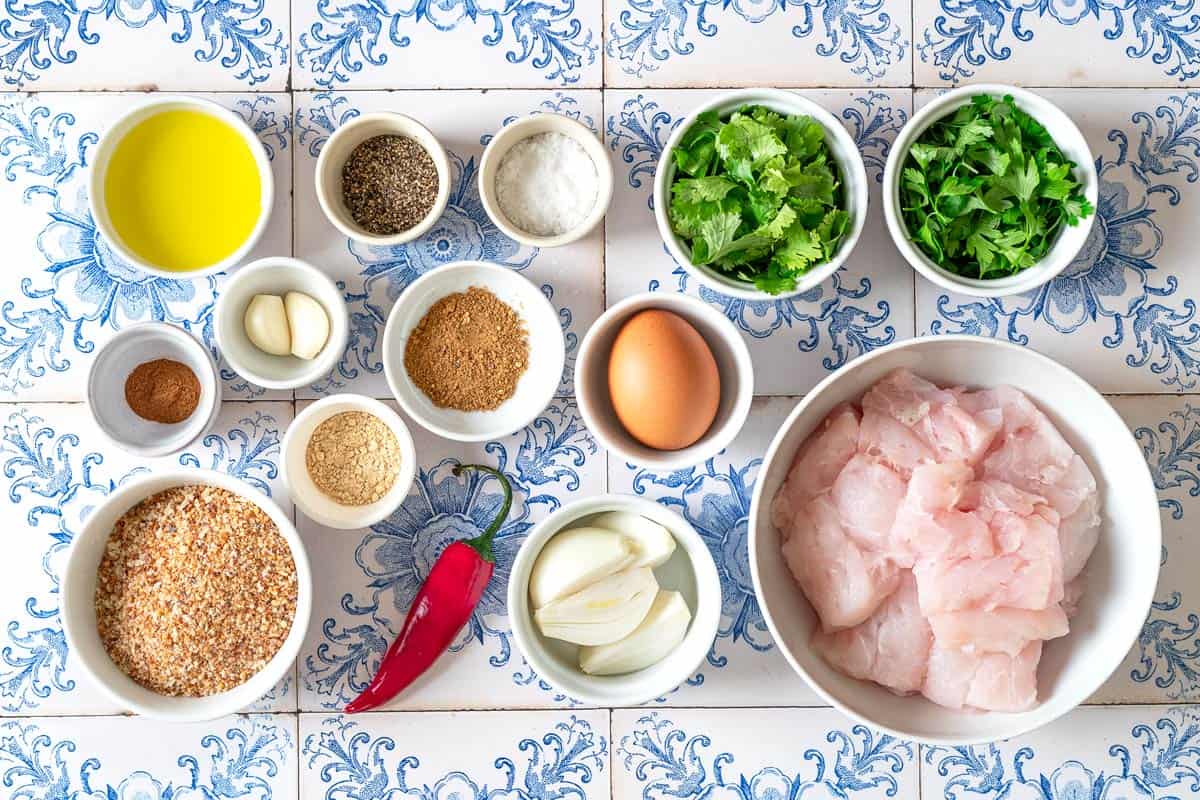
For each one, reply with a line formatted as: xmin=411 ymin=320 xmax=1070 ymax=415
xmin=749 ymin=335 xmax=1160 ymax=745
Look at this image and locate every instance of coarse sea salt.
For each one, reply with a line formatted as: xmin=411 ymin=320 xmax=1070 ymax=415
xmin=495 ymin=132 xmax=598 ymax=237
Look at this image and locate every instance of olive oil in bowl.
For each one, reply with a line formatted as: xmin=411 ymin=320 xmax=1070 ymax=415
xmin=102 ymin=108 xmax=264 ymax=273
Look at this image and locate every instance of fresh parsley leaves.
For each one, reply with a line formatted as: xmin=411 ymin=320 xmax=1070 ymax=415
xmin=899 ymin=94 xmax=1094 ymax=279
xmin=668 ymin=105 xmax=849 ymax=295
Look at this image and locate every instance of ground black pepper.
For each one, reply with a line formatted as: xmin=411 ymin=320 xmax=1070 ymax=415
xmin=341 ymin=135 xmax=439 ymax=235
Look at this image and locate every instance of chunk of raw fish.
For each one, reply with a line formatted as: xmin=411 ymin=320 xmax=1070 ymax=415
xmin=772 ymin=403 xmax=861 ymax=532
xmin=928 ymin=605 xmax=1069 ymax=656
xmin=922 ymin=641 xmax=1042 ymax=712
xmin=831 ymin=454 xmax=907 ymax=552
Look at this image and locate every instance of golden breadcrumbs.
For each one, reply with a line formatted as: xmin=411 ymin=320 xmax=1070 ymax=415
xmin=95 ymin=485 xmax=297 ymax=697
xmin=305 ymin=410 xmax=401 ymax=505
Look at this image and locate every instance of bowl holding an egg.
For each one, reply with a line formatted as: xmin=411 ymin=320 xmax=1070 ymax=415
xmin=748 ymin=335 xmax=1160 ymax=745
xmin=315 ymin=111 xmax=452 ymax=246
xmin=214 ymin=256 xmax=349 ymax=390
xmin=478 ymin=113 xmax=614 ymax=248
xmin=61 ymin=468 xmax=312 ymax=721
xmin=654 ymin=88 xmax=869 ymax=301
xmin=381 ymin=260 xmax=565 ymax=442
xmin=576 ymin=291 xmax=753 ymax=470
xmin=88 ymin=95 xmax=273 ymax=279
xmin=508 ymin=495 xmax=721 ymax=705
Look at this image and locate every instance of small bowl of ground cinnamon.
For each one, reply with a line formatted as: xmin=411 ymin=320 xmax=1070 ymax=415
xmin=381 ymin=260 xmax=565 ymax=442
xmin=87 ymin=322 xmax=221 ymax=458
xmin=281 ymin=394 xmax=418 ymax=530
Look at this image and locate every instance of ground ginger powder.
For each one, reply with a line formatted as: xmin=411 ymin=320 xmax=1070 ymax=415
xmin=306 ymin=411 xmax=401 ymax=506
xmin=403 ymin=286 xmax=530 ymax=411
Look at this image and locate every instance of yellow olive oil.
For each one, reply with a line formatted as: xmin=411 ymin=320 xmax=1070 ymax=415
xmin=103 ymin=109 xmax=262 ymax=272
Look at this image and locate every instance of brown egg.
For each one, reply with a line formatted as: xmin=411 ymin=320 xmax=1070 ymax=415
xmin=607 ymin=309 xmax=721 ymax=451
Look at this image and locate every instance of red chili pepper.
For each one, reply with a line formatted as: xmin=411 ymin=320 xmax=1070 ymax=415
xmin=344 ymin=463 xmax=512 ymax=713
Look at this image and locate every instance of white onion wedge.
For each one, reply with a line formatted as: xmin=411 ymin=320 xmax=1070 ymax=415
xmin=579 ymin=590 xmax=691 ymax=675
xmin=529 ymin=527 xmax=636 ymax=609
xmin=590 ymin=511 xmax=677 ymax=568
xmin=534 ymin=567 xmax=658 ymax=646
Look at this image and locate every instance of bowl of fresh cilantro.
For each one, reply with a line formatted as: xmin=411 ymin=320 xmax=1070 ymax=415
xmin=654 ymin=89 xmax=869 ymax=299
xmin=883 ymin=85 xmax=1098 ymax=298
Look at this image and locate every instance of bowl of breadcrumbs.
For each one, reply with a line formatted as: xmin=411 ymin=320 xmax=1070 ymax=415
xmin=61 ymin=469 xmax=311 ymax=721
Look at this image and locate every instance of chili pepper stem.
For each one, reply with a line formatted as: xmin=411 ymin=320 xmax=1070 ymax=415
xmin=452 ymin=464 xmax=512 ymax=564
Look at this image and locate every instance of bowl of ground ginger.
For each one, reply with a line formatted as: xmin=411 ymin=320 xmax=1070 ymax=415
xmin=381 ymin=260 xmax=566 ymax=442
xmin=60 ymin=469 xmax=311 ymax=721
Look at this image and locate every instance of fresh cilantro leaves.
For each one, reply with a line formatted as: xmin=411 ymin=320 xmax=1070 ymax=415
xmin=899 ymin=94 xmax=1095 ymax=279
xmin=668 ymin=105 xmax=849 ymax=295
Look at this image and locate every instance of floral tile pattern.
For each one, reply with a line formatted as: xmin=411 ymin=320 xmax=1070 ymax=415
xmin=603 ymin=89 xmax=916 ymax=396
xmin=5 ymin=0 xmax=1200 ymax=794
xmin=292 ymin=89 xmax=602 ymax=401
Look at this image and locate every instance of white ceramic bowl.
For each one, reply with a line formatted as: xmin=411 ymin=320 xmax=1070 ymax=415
xmin=88 ymin=95 xmax=273 ymax=279
xmin=478 ymin=113 xmax=613 ymax=248
xmin=508 ymin=494 xmax=721 ymax=705
xmin=281 ymin=394 xmax=417 ymax=530
xmin=575 ymin=291 xmax=753 ymax=470
xmin=315 ymin=112 xmax=452 ymax=246
xmin=61 ymin=469 xmax=312 ymax=721
xmin=213 ymin=256 xmax=350 ymax=390
xmin=882 ymin=85 xmax=1098 ymax=298
xmin=87 ymin=322 xmax=221 ymax=458
xmin=382 ymin=260 xmax=565 ymax=442
xmin=748 ymin=335 xmax=1160 ymax=745
xmin=653 ymin=88 xmax=869 ymax=301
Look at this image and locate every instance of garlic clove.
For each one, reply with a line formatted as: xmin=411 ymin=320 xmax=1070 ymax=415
xmin=529 ymin=527 xmax=636 ymax=609
xmin=579 ymin=590 xmax=692 ymax=675
xmin=534 ymin=566 xmax=658 ymax=646
xmin=285 ymin=291 xmax=330 ymax=360
xmin=244 ymin=294 xmax=291 ymax=356
xmin=590 ymin=511 xmax=676 ymax=569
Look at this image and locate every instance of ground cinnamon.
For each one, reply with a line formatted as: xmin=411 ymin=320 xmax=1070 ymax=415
xmin=124 ymin=358 xmax=201 ymax=424
xmin=403 ymin=286 xmax=529 ymax=411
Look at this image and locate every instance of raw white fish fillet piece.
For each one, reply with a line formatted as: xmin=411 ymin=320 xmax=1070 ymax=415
xmin=922 ymin=641 xmax=1042 ymax=712
xmin=813 ymin=572 xmax=931 ymax=695
xmin=864 ymin=370 xmax=1001 ymax=465
xmin=858 ymin=410 xmax=936 ymax=477
xmin=772 ymin=403 xmax=860 ymax=531
xmin=831 ymin=454 xmax=906 ymax=551
xmin=905 ymin=461 xmax=974 ymax=512
xmin=928 ymin=605 xmax=1069 ymax=656
xmin=1062 ymin=576 xmax=1086 ymax=618
xmin=862 ymin=369 xmax=956 ymax=426
xmin=781 ymin=495 xmax=901 ymax=631
xmin=891 ymin=462 xmax=993 ymax=565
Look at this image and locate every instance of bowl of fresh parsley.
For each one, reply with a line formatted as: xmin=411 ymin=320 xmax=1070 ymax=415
xmin=883 ymin=85 xmax=1098 ymax=298
xmin=654 ymin=89 xmax=869 ymax=299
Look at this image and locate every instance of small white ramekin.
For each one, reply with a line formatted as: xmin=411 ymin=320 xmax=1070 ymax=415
xmin=88 ymin=95 xmax=274 ymax=280
xmin=508 ymin=494 xmax=721 ymax=706
xmin=281 ymin=394 xmax=417 ymax=530
xmin=653 ymin=88 xmax=869 ymax=301
xmin=315 ymin=112 xmax=452 ymax=246
xmin=61 ymin=468 xmax=312 ymax=721
xmin=213 ymin=256 xmax=350 ymax=391
xmin=381 ymin=260 xmax=565 ymax=442
xmin=87 ymin=322 xmax=222 ymax=458
xmin=575 ymin=291 xmax=753 ymax=470
xmin=478 ymin=113 xmax=613 ymax=248
xmin=882 ymin=85 xmax=1098 ymax=298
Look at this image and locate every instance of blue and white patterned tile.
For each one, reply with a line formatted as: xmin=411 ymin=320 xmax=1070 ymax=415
xmin=0 ymin=0 xmax=289 ymax=90
xmin=296 ymin=397 xmax=604 ymax=711
xmin=917 ymin=89 xmax=1200 ymax=394
xmin=292 ymin=0 xmax=600 ymax=89
xmin=607 ymin=396 xmax=817 ymax=706
xmin=0 ymin=401 xmax=298 ymax=714
xmin=0 ymin=92 xmax=295 ymax=402
xmin=300 ymin=710 xmax=608 ymax=800
xmin=1087 ymin=397 xmax=1200 ymax=705
xmin=921 ymin=705 xmax=1200 ymax=799
xmin=604 ymin=0 xmax=912 ymax=88
xmin=292 ymin=90 xmax=602 ymax=401
xmin=604 ymin=88 xmax=916 ymax=396
xmin=0 ymin=713 xmax=298 ymax=798
xmin=613 ymin=708 xmax=918 ymax=800
xmin=914 ymin=0 xmax=1200 ymax=86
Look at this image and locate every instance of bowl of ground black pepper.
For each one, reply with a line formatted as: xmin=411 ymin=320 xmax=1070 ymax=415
xmin=381 ymin=260 xmax=565 ymax=442
xmin=281 ymin=394 xmax=418 ymax=530
xmin=315 ymin=112 xmax=451 ymax=246
xmin=87 ymin=322 xmax=221 ymax=458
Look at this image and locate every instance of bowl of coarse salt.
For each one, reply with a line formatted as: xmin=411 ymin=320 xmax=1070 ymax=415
xmin=478 ymin=113 xmax=613 ymax=248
